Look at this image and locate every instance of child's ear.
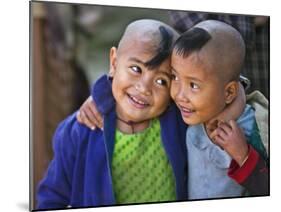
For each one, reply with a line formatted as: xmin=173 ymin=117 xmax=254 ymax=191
xmin=224 ymin=81 xmax=239 ymax=104
xmin=109 ymin=47 xmax=117 ymax=77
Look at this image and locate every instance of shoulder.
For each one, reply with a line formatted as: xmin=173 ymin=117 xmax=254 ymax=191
xmin=53 ymin=111 xmax=93 ymax=152
xmin=236 ymin=104 xmax=256 ymax=136
xmin=161 ymin=102 xmax=187 ymax=129
xmin=238 ymin=105 xmax=268 ymax=160
xmin=161 ymin=102 xmax=183 ymax=122
xmin=160 ymin=102 xmax=187 ymax=150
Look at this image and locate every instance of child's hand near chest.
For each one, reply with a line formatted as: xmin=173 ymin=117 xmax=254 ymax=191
xmin=210 ymin=120 xmax=249 ymax=167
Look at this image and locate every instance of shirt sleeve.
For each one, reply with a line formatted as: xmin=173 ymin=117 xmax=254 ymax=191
xmin=228 ymin=145 xmax=269 ymax=196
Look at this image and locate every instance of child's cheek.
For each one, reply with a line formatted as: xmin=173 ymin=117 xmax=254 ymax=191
xmin=170 ymin=83 xmax=177 ymax=101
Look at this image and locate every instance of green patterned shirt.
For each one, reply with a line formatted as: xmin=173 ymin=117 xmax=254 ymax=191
xmin=111 ymin=119 xmax=176 ymax=204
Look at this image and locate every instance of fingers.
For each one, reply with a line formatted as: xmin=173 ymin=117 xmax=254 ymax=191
xmin=206 ymin=119 xmax=219 ymax=132
xmin=210 ymin=121 xmax=233 ymax=144
xmin=83 ymin=104 xmax=101 ymax=129
xmin=209 ymin=127 xmax=226 ymax=150
xmin=228 ymin=120 xmax=238 ymax=131
xmin=215 ymin=125 xmax=228 ymax=140
xmin=87 ymin=98 xmax=103 ymax=128
xmin=77 ymin=110 xmax=97 ymax=130
xmin=218 ymin=121 xmax=232 ymax=135
xmin=76 ymin=111 xmax=83 ymax=123
xmin=205 ymin=119 xmax=219 ymax=141
xmin=209 ymin=128 xmax=218 ymax=140
xmin=213 ymin=135 xmax=225 ymax=150
xmin=76 ymin=96 xmax=105 ymax=130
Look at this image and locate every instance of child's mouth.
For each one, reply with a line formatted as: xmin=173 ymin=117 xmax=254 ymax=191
xmin=127 ymin=94 xmax=149 ymax=109
xmin=179 ymin=105 xmax=195 ymax=118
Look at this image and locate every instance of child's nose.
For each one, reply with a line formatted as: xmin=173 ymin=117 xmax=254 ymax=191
xmin=176 ymin=85 xmax=189 ymax=103
xmin=135 ymin=79 xmax=152 ymax=96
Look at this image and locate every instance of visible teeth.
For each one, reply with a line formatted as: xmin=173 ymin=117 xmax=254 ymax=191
xmin=130 ymin=95 xmax=147 ymax=105
xmin=182 ymin=107 xmax=193 ymax=112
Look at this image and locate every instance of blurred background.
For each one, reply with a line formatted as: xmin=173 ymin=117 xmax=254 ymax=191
xmin=31 ymin=1 xmax=269 ymax=209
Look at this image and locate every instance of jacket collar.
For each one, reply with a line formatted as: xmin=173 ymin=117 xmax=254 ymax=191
xmin=92 ymin=74 xmax=115 ymax=115
xmin=159 ymin=103 xmax=188 ymax=199
xmin=103 ymin=109 xmax=117 ymax=165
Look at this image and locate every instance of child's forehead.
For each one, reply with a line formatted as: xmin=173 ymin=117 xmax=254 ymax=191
xmin=133 ymin=35 xmax=158 ymax=48
xmin=172 ymin=49 xmax=212 ymax=68
xmin=117 ymin=21 xmax=177 ymax=70
xmin=172 ymin=50 xmax=222 ymax=80
xmin=172 ymin=35 xmax=237 ymax=80
xmin=118 ymin=38 xmax=159 ymax=59
xmin=119 ymin=30 xmax=160 ymax=51
xmin=118 ymin=37 xmax=172 ymax=70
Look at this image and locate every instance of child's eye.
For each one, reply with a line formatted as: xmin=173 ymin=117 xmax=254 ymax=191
xmin=130 ymin=66 xmax=142 ymax=74
xmin=171 ymin=74 xmax=178 ymax=81
xmin=155 ymin=78 xmax=168 ymax=86
xmin=190 ymin=82 xmax=199 ymax=89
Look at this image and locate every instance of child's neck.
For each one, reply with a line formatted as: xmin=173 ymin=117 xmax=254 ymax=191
xmin=116 ymin=116 xmax=151 ymax=134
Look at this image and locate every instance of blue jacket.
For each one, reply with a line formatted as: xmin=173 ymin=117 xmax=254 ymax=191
xmin=36 ymin=75 xmax=188 ymax=210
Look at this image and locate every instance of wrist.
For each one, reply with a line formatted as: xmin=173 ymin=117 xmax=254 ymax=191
xmin=228 ymin=146 xmax=260 ymax=184
xmin=237 ymin=144 xmax=250 ymax=167
xmin=239 ymin=152 xmax=249 ymax=167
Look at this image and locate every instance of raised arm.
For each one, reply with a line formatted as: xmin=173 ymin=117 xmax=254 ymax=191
xmin=76 ymin=75 xmax=115 ymax=130
xmin=77 ymin=96 xmax=103 ymax=130
xmin=213 ymin=118 xmax=268 ymax=196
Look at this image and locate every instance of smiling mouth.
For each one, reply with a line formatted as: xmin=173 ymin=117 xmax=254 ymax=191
xmin=179 ymin=105 xmax=195 ymax=117
xmin=127 ymin=94 xmax=150 ymax=109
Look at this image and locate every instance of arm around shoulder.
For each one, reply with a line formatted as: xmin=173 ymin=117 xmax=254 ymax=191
xmin=228 ymin=146 xmax=269 ymax=196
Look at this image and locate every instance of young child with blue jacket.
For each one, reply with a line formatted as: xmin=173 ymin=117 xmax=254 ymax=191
xmin=77 ymin=20 xmax=268 ymax=200
xmin=36 ymin=19 xmax=187 ymax=210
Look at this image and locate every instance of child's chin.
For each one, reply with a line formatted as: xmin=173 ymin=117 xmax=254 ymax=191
xmin=183 ymin=118 xmax=201 ymax=126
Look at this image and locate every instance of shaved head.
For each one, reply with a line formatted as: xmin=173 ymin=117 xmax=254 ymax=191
xmin=174 ymin=20 xmax=245 ymax=82
xmin=117 ymin=19 xmax=179 ymax=69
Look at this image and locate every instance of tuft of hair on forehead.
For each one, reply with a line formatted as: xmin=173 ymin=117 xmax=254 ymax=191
xmin=117 ymin=19 xmax=179 ymax=69
xmin=174 ymin=20 xmax=246 ymax=82
xmin=174 ymin=27 xmax=211 ymax=58
xmin=144 ymin=25 xmax=174 ymax=69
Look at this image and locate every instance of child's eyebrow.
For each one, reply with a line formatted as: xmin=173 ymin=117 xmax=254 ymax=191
xmin=186 ymin=76 xmax=203 ymax=83
xmin=129 ymin=57 xmax=171 ymax=78
xmin=128 ymin=57 xmax=145 ymax=64
xmin=158 ymin=71 xmax=172 ymax=79
xmin=171 ymin=66 xmax=203 ymax=82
